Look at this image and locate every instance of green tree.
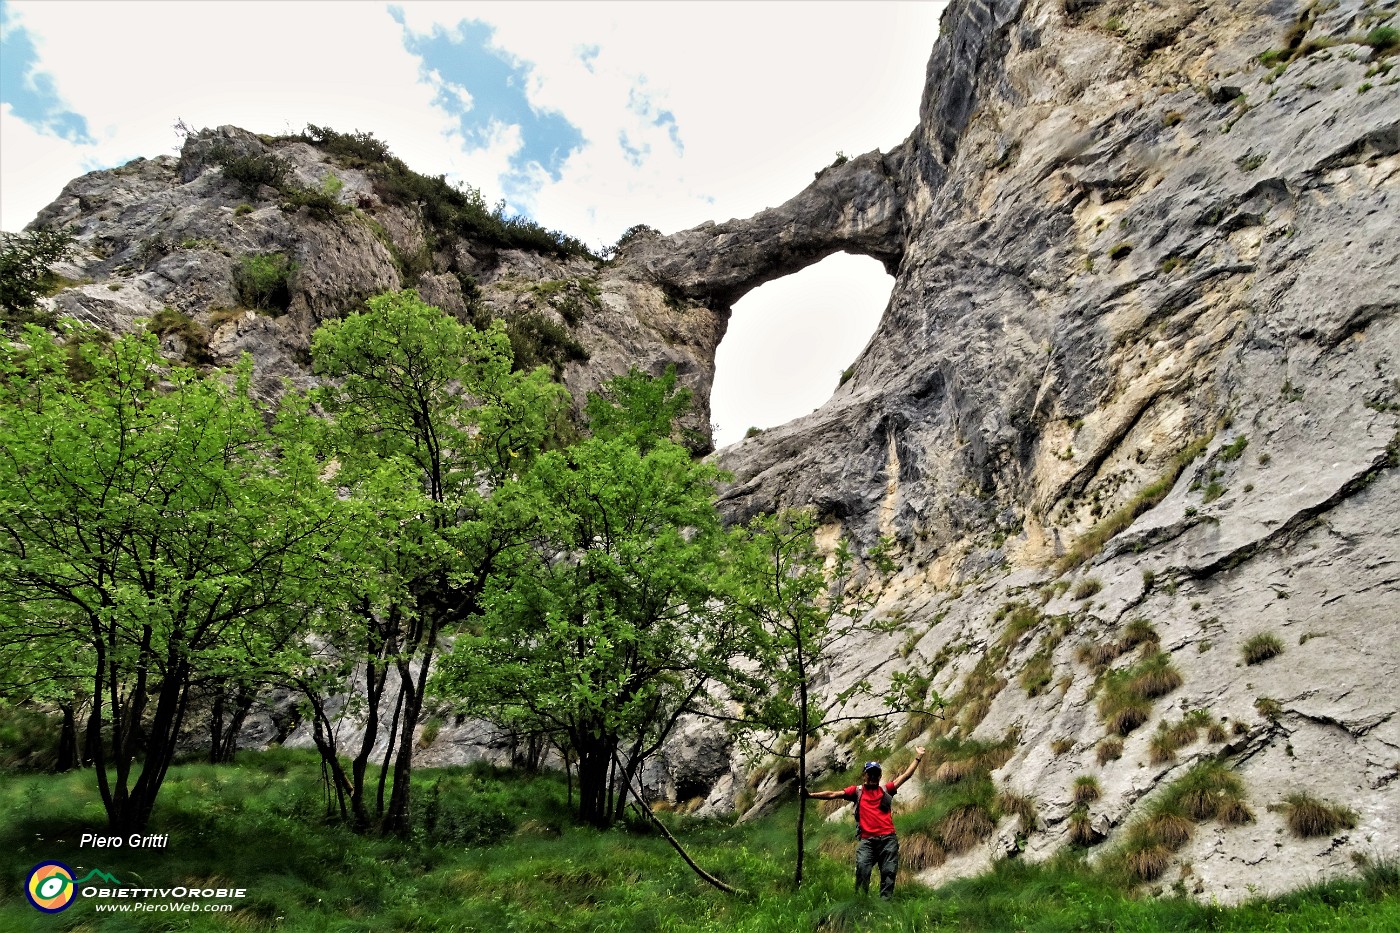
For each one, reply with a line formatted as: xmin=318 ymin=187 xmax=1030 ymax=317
xmin=434 ymin=369 xmax=742 ymax=828
xmin=727 ymin=510 xmax=938 ymax=886
xmin=0 ymin=327 xmax=342 ymax=832
xmin=0 ymin=612 xmax=93 ymax=771
xmin=308 ymin=289 xmax=567 ymax=835
xmin=0 ymin=227 xmax=76 ymax=330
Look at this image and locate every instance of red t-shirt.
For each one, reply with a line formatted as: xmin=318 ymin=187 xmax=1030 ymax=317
xmin=842 ymin=782 xmax=897 ymax=838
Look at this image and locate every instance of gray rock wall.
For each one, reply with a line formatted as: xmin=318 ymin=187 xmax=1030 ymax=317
xmin=685 ymin=0 xmax=1398 ymax=901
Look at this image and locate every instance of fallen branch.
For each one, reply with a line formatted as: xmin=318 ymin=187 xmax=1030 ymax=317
xmin=613 ymin=752 xmax=748 ymax=897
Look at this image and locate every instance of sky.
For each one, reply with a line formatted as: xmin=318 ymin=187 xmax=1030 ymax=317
xmin=0 ymin=0 xmax=944 ymax=447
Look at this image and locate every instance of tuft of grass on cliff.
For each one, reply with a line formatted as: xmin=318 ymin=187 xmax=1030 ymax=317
xmin=1 ymin=749 xmax=1397 ymax=932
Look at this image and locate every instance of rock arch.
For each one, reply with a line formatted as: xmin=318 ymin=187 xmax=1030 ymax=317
xmin=619 ymin=148 xmax=908 ymax=311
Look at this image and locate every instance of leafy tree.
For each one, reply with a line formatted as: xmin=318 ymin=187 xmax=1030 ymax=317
xmin=0 ymin=327 xmax=342 ymax=832
xmin=0 ymin=614 xmax=93 ymax=771
xmin=0 ymin=227 xmax=76 ymax=330
xmin=434 ymin=369 xmax=743 ymax=828
xmin=727 ymin=510 xmax=940 ymax=886
xmin=307 ymin=289 xmax=567 ymax=834
xmin=584 ymin=364 xmax=696 ymax=453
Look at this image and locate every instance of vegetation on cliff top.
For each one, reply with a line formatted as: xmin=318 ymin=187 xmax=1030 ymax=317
xmin=294 ymin=124 xmax=595 ymax=260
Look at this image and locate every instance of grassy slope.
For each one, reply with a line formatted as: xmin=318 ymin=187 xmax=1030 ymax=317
xmin=1 ymin=749 xmax=1396 ymax=932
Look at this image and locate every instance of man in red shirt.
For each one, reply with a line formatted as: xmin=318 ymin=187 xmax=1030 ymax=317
xmin=803 ymin=745 xmax=926 ymax=898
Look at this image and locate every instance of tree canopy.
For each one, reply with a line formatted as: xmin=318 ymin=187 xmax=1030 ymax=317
xmin=302 ymin=288 xmax=568 ymax=833
xmin=0 ymin=325 xmax=341 ymax=831
xmin=0 ymin=227 xmax=76 ymax=331
xmin=433 ymin=367 xmax=741 ymax=827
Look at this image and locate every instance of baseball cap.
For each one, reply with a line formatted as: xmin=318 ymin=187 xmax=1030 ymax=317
xmin=862 ymin=761 xmax=882 ymax=773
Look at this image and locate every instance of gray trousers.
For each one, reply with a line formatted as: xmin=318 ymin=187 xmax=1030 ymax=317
xmin=855 ymin=834 xmax=899 ymax=898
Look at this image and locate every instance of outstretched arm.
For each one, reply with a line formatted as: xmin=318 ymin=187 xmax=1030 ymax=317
xmin=802 ymin=787 xmax=848 ymax=800
xmin=891 ymin=746 xmax=927 ymax=790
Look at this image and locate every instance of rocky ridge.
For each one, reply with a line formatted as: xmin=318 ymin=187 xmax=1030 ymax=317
xmin=28 ymin=125 xmax=727 ymax=446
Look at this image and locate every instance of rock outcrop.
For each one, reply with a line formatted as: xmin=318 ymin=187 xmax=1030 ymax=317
xmin=29 ymin=125 xmax=727 ymax=445
xmin=621 ymin=148 xmax=907 ymax=308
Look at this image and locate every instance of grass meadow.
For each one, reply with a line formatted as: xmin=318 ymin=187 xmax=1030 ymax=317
xmin=1 ymin=748 xmax=1397 ymax=932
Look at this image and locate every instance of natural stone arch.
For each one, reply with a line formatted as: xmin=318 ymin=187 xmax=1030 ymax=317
xmin=618 ymin=148 xmax=908 ymax=311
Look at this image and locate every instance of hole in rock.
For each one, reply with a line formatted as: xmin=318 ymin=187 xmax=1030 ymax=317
xmin=710 ymin=252 xmax=892 ymax=448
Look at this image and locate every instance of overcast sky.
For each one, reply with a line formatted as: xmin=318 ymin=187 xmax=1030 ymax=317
xmin=0 ymin=0 xmax=944 ymax=447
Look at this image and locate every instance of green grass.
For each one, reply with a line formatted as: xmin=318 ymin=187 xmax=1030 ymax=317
xmin=1018 ymin=649 xmax=1054 ymax=697
xmin=1 ymin=749 xmax=1397 ymax=931
xmin=995 ymin=602 xmax=1042 ymax=649
xmin=145 ymin=307 xmax=214 ymax=364
xmin=1102 ymin=762 xmax=1255 ymax=885
xmin=1055 ymin=433 xmax=1212 ymax=573
xmin=1365 ymin=25 xmax=1399 ymax=55
xmin=1120 ymin=618 xmax=1159 ymax=652
xmin=234 ymin=252 xmax=296 ymax=313
xmin=1243 ymin=632 xmax=1285 ymax=665
xmin=1218 ymin=435 xmax=1249 ymax=462
xmin=1149 ymin=715 xmax=1205 ymax=764
xmin=1072 ymin=578 xmax=1102 ymax=600
xmin=1096 ymin=650 xmax=1184 ymax=737
xmin=1276 ymin=792 xmax=1358 ymax=838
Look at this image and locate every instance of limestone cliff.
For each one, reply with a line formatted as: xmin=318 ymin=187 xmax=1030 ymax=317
xmin=641 ymin=0 xmax=1399 ymax=903
xmin=28 ymin=125 xmax=726 ymax=447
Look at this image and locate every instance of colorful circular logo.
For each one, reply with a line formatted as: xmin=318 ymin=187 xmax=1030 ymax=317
xmin=26 ymin=861 xmax=76 ymax=913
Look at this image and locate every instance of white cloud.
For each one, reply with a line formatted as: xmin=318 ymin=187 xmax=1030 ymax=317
xmin=427 ymin=69 xmax=476 ymax=114
xmin=1 ymin=0 xmax=473 ymax=230
xmin=376 ymin=1 xmax=944 ymax=245
xmin=3 ymin=1 xmax=943 ymax=241
xmin=0 ymin=102 xmax=104 ymax=228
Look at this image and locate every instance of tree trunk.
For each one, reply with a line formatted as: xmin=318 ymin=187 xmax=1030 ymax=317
xmin=575 ymin=736 xmax=614 ymax=828
xmin=614 ymin=731 xmax=650 ymax=823
xmin=308 ymin=700 xmax=352 ymax=823
xmin=348 ymin=655 xmax=390 ymax=829
xmin=220 ymin=692 xmax=253 ymax=763
xmin=794 ymin=629 xmax=810 ymax=887
xmin=55 ymin=701 xmax=80 ymax=772
xmin=613 ymin=752 xmax=745 ymax=896
xmin=108 ymin=667 xmax=190 ymax=834
xmin=383 ymin=638 xmax=433 ymax=836
xmin=208 ymin=691 xmax=225 ymax=765
xmin=374 ymin=677 xmax=405 ymax=823
xmin=209 ymin=685 xmax=255 ymax=764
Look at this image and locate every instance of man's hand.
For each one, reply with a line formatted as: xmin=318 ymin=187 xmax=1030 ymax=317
xmin=799 ymin=786 xmax=809 ymax=799
xmin=892 ymin=745 xmax=927 ymax=789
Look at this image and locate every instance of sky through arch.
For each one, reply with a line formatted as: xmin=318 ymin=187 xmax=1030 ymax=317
xmin=710 ymin=252 xmax=893 ymax=449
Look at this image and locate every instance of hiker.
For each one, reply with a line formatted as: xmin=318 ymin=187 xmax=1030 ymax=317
xmin=802 ymin=745 xmax=926 ymax=899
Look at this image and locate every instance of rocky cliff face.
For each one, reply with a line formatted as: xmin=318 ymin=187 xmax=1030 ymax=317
xmin=29 ymin=126 xmax=727 ymax=445
xmin=641 ymin=0 xmax=1398 ymax=903
xmin=20 ymin=0 xmax=1399 ymax=902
